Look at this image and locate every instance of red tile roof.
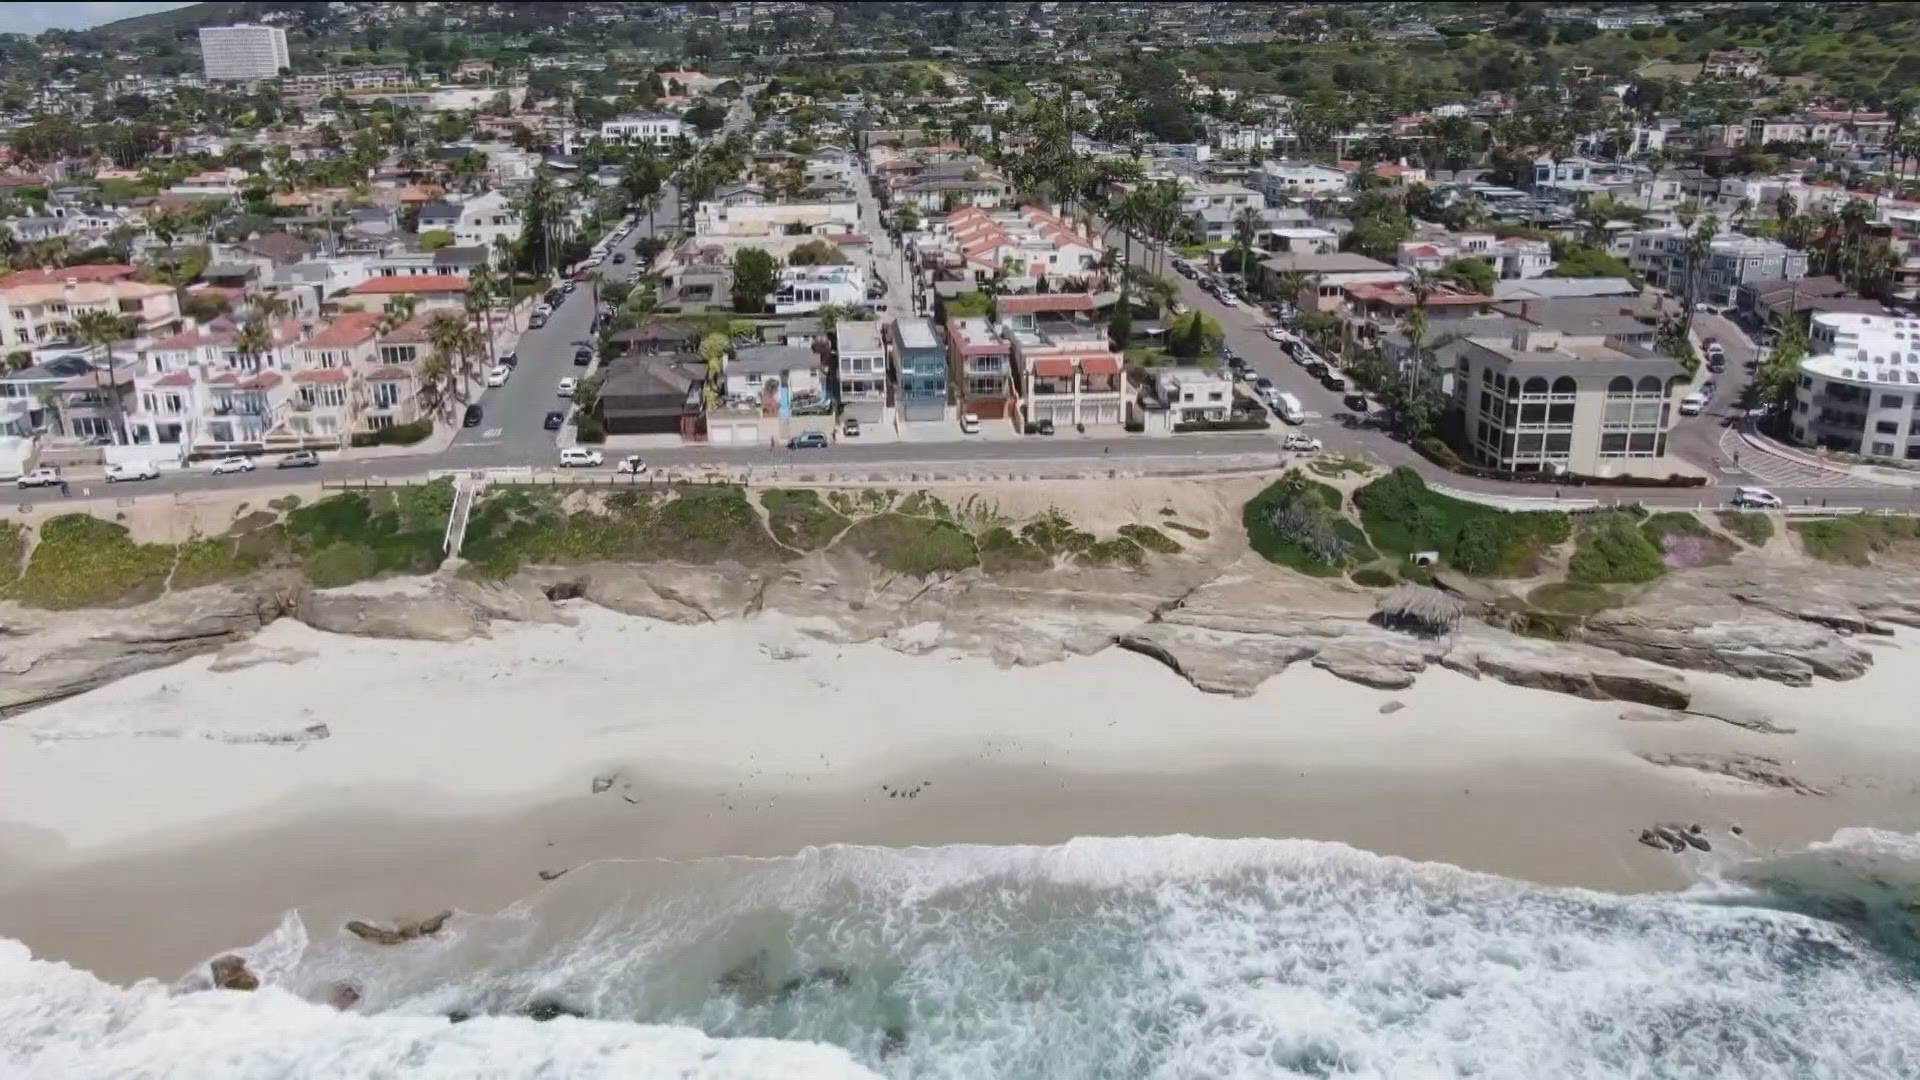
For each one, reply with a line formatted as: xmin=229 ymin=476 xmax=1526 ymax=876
xmin=293 ymin=368 xmax=350 ymax=384
xmin=0 ymin=264 xmax=138 ymax=288
xmin=153 ymin=371 xmax=195 ymax=387
xmin=1080 ymin=355 xmax=1121 ymax=376
xmin=306 ymin=313 xmax=383 ymax=348
xmin=348 ymin=275 xmax=469 ymax=295
xmin=1030 ymin=356 xmax=1075 ymax=379
xmin=999 ymin=293 xmax=1096 ymax=315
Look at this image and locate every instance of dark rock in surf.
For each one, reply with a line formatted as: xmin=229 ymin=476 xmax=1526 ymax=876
xmin=346 ymin=910 xmax=453 ymax=945
xmin=525 ymin=1000 xmax=587 ymax=1022
xmin=328 ymin=981 xmax=362 ymax=1010
xmin=1638 ymin=829 xmax=1666 ymax=850
xmin=881 ymin=1025 xmax=910 ymax=1057
xmin=209 ymin=954 xmax=259 ymax=991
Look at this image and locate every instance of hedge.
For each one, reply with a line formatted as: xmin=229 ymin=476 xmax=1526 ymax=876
xmin=1412 ymin=436 xmax=1707 ymax=489
xmin=350 ymin=419 xmax=434 ymax=448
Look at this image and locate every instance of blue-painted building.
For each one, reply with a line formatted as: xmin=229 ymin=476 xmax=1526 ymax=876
xmin=889 ymin=317 xmax=949 ymax=423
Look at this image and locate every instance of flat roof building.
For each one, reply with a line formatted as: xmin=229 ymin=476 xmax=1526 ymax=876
xmin=1791 ymin=312 xmax=1920 ymax=461
xmin=199 ymin=25 xmax=290 ymax=82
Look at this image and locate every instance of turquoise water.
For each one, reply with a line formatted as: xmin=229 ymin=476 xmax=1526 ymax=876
xmin=6 ymin=834 xmax=1920 ymax=1079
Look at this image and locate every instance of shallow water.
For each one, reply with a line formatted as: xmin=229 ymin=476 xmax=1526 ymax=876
xmin=6 ymin=834 xmax=1920 ymax=1079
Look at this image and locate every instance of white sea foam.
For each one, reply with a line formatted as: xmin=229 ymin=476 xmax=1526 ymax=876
xmin=0 ymin=939 xmax=882 ymax=1080
xmin=9 ymin=835 xmax=1920 ymax=1079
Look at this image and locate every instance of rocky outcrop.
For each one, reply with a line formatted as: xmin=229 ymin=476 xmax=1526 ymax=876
xmin=1442 ymin=626 xmax=1691 ymax=709
xmin=209 ymin=954 xmax=259 ymax=991
xmin=0 ymin=577 xmax=295 ymax=715
xmin=1639 ymin=752 xmax=1828 ymax=795
xmin=345 ymin=910 xmax=452 ymax=945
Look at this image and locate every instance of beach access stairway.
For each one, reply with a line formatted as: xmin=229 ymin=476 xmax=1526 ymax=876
xmin=443 ymin=472 xmax=483 ymax=558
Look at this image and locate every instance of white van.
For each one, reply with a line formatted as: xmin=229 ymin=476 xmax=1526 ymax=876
xmin=1273 ymin=391 xmax=1306 ymax=425
xmin=1678 ymin=392 xmax=1707 ymax=416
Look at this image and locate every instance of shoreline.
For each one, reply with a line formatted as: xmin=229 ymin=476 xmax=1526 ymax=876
xmin=3 ymin=607 xmax=1919 ymax=985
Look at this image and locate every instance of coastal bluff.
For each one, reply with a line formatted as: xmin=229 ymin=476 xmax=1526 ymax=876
xmin=3 ymin=551 xmax=1910 ymax=720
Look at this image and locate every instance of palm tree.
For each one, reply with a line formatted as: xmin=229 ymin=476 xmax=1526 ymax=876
xmin=72 ymin=309 xmax=132 ymax=445
xmin=232 ymin=319 xmax=273 ymax=373
xmin=468 ymin=264 xmax=501 ymax=360
xmin=381 ymin=294 xmax=419 ymax=334
xmin=1231 ymin=205 xmax=1264 ymax=291
xmin=1105 ymin=189 xmax=1145 ymax=271
xmin=1406 ymin=268 xmax=1440 ymax=309
xmin=1274 ymin=270 xmax=1318 ymax=322
xmin=427 ymin=311 xmax=475 ymax=407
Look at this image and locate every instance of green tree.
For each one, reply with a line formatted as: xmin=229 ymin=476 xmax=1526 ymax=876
xmin=72 ymin=309 xmax=132 ymax=445
xmin=1756 ymin=314 xmax=1809 ymax=411
xmin=419 ymin=229 xmax=455 ymax=250
xmin=731 ymin=248 xmax=777 ymax=313
xmin=1438 ymin=257 xmax=1496 ymax=294
xmin=1166 ymin=310 xmax=1222 ymax=360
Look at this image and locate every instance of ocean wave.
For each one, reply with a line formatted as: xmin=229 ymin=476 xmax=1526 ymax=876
xmin=9 ymin=835 xmax=1920 ymax=1079
xmin=0 ymin=939 xmax=881 ymax=1080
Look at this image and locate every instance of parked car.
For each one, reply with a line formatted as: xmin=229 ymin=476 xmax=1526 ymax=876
xmin=611 ymin=252 xmax=626 ymax=265
xmin=544 ymin=410 xmax=565 ymax=430
xmin=1731 ymin=486 xmax=1783 ymax=509
xmin=559 ymin=447 xmax=604 ymax=468
xmin=1253 ymin=376 xmax=1274 ymax=394
xmin=210 ymin=455 xmax=255 ymax=475
xmin=1321 ymin=372 xmax=1348 ymax=392
xmin=842 ymin=417 xmax=861 ymax=438
xmin=276 ymin=450 xmax=320 ymax=470
xmin=1678 ymin=392 xmax=1707 ymax=416
xmin=557 ymin=377 xmax=578 ymax=397
xmin=463 ymin=404 xmax=484 ymax=427
xmin=1283 ymin=433 xmax=1323 ymax=453
xmin=1264 ymin=326 xmax=1287 ymax=342
xmin=1343 ymin=393 xmax=1370 ymax=414
xmin=500 ymin=350 xmax=518 ymax=368
xmin=1025 ymin=418 xmax=1056 ymax=436
xmin=562 ymin=281 xmax=577 ymax=293
xmin=615 ymin=455 xmax=647 ymax=474
xmin=534 ymin=303 xmax=554 ymax=318
xmin=788 ymin=431 xmax=830 ymax=449
xmin=16 ymin=466 xmax=61 ymax=488
xmin=1304 ymin=361 xmax=1329 ymax=379
xmin=959 ymin=411 xmax=980 ymax=434
xmin=105 ymin=460 xmax=160 ymax=482
xmin=528 ymin=314 xmax=548 ymax=330
xmin=573 ymin=347 xmax=593 ymax=366
xmin=486 ymin=365 xmax=512 ymax=387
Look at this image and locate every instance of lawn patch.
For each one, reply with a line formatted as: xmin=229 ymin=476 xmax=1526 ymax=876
xmin=1639 ymin=511 xmax=1736 ymax=569
xmin=1245 ymin=473 xmax=1374 ymax=577
xmin=1528 ymin=581 xmax=1625 ymax=616
xmin=1076 ymin=537 xmax=1146 ymax=569
xmin=1307 ymin=454 xmax=1372 ymax=479
xmin=839 ymin=513 xmax=978 ymax=575
xmin=1567 ymin=512 xmax=1667 ymax=584
xmin=1790 ymin=516 xmax=1920 ymax=566
xmin=1117 ymin=524 xmax=1182 ymax=554
xmin=1350 ymin=567 xmax=1395 ymax=588
xmin=284 ymin=481 xmax=452 ymax=587
xmin=1353 ymin=467 xmax=1569 ymax=577
xmin=1716 ymin=510 xmax=1775 ymax=547
xmin=10 ymin=515 xmax=174 ymax=608
xmin=0 ymin=520 xmax=22 ymax=587
xmin=759 ymin=489 xmax=850 ymax=550
xmin=171 ymin=536 xmax=268 ymax=590
xmin=977 ymin=525 xmax=1051 ymax=573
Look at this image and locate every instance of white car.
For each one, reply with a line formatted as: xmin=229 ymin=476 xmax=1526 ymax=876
xmin=486 ymin=365 xmax=512 ymax=387
xmin=210 ymin=456 xmax=255 ymax=475
xmin=557 ymin=377 xmax=578 ymax=398
xmin=15 ymin=467 xmax=60 ymax=489
xmin=615 ymin=455 xmax=648 ymax=474
xmin=1730 ymin=486 xmax=1782 ymax=510
xmin=958 ymin=411 xmax=981 ymax=434
xmin=1264 ymin=326 xmax=1288 ymax=341
xmin=1283 ymin=433 xmax=1323 ymax=453
xmin=105 ymin=461 xmax=160 ymax=483
xmin=559 ymin=448 xmax=604 ymax=468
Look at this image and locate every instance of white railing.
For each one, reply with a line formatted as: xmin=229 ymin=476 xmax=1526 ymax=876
xmin=1428 ymin=481 xmax=1601 ymax=512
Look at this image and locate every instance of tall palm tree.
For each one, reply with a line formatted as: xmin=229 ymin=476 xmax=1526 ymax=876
xmin=381 ymin=295 xmax=419 ymax=334
xmin=1104 ymin=189 xmax=1143 ymax=271
xmin=72 ymin=310 xmax=132 ymax=445
xmin=1275 ymin=270 xmax=1318 ymax=322
xmin=232 ymin=319 xmax=273 ymax=373
xmin=1231 ymin=205 xmax=1264 ymax=290
xmin=427 ymin=311 xmax=474 ymax=407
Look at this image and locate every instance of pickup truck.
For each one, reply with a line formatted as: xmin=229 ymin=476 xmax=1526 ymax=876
xmin=15 ymin=467 xmax=61 ymax=489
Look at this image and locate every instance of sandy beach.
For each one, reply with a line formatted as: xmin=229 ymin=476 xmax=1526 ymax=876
xmin=3 ymin=602 xmax=1919 ymax=984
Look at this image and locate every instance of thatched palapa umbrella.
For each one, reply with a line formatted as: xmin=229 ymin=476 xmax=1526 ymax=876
xmin=1374 ymin=585 xmax=1466 ymax=636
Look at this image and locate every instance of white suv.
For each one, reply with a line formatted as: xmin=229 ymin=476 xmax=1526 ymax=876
xmin=1731 ymin=486 xmax=1782 ymax=509
xmin=559 ymin=448 xmax=604 ymax=468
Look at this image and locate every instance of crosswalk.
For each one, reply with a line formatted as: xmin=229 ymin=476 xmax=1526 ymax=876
xmin=1713 ymin=428 xmax=1886 ymax=489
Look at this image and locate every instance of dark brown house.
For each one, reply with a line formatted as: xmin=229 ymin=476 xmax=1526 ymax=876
xmin=611 ymin=321 xmax=704 ymax=357
xmin=598 ymin=354 xmax=704 ymax=438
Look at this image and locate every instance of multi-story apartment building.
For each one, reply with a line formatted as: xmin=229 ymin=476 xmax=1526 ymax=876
xmin=945 ymin=315 xmax=1014 ymax=422
xmin=598 ymin=114 xmax=686 ymax=147
xmin=928 ymin=205 xmax=1103 ymax=293
xmin=772 ymin=265 xmax=868 ymax=315
xmin=888 ymin=317 xmax=950 ymax=424
xmin=1450 ymin=327 xmax=1687 ymax=475
xmin=0 ymin=278 xmax=181 ymax=350
xmin=198 ymin=24 xmax=290 ymax=82
xmin=1702 ymin=236 xmax=1808 ymax=306
xmin=1791 ymin=312 xmax=1920 ymax=460
xmin=1255 ymin=160 xmax=1350 ymax=202
xmin=833 ymin=319 xmax=888 ymax=424
xmin=1006 ymin=313 xmax=1128 ymax=430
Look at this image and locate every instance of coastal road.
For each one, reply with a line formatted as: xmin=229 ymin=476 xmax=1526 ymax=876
xmin=448 ymin=186 xmax=682 ymax=462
